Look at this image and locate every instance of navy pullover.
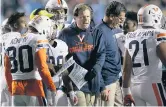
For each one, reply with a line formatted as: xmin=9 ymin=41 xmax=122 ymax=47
xmin=59 ymin=22 xmax=105 ymax=94
xmin=94 ymin=20 xmax=122 ymax=90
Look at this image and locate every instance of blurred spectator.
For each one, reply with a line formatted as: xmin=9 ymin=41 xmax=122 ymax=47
xmin=1 ymin=0 xmax=166 ymax=26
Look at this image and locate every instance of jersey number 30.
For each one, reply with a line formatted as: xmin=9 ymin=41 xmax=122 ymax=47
xmin=129 ymin=39 xmax=149 ymax=67
xmin=6 ymin=45 xmax=33 ymax=73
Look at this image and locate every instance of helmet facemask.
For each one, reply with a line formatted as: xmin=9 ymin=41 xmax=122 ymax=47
xmin=28 ymin=15 xmax=57 ymax=39
xmin=47 ymin=21 xmax=58 ymax=41
xmin=45 ymin=0 xmax=68 ymax=26
xmin=47 ymin=8 xmax=67 ymax=25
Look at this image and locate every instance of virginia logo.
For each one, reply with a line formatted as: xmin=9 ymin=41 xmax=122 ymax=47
xmin=77 ymin=34 xmax=85 ymax=42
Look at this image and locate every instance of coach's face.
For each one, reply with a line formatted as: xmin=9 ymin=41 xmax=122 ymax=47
xmin=75 ymin=9 xmax=91 ymax=30
xmin=110 ymin=11 xmax=125 ymax=28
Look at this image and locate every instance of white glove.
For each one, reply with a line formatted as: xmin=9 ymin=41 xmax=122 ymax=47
xmin=46 ymin=90 xmax=56 ymax=106
xmin=69 ymin=91 xmax=78 ymax=105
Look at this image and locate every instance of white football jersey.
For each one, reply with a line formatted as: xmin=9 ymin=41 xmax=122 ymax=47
xmin=0 ymin=35 xmax=5 ymax=89
xmin=116 ymin=32 xmax=126 ymax=57
xmin=0 ymin=36 xmax=4 ymax=89
xmin=125 ymin=28 xmax=166 ymax=83
xmin=115 ymin=33 xmax=126 ymax=77
xmin=0 ymin=32 xmax=21 ymax=90
xmin=47 ymin=39 xmax=68 ymax=88
xmin=2 ymin=32 xmax=21 ymax=43
xmin=0 ymin=36 xmax=3 ymax=70
xmin=56 ymin=23 xmax=70 ymax=38
xmin=5 ymin=33 xmax=49 ymax=80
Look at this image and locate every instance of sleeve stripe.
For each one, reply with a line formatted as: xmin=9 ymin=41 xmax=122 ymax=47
xmin=37 ymin=44 xmax=49 ymax=48
xmin=157 ymin=33 xmax=166 ymax=38
xmin=37 ymin=40 xmax=48 ymax=43
xmin=157 ymin=38 xmax=166 ymax=41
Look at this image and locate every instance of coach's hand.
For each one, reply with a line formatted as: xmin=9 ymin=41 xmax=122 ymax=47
xmin=101 ymin=88 xmax=110 ymax=101
xmin=69 ymin=91 xmax=78 ymax=105
xmin=84 ymin=69 xmax=96 ymax=81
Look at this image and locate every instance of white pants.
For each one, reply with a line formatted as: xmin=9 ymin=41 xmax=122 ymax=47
xmin=114 ymin=81 xmax=123 ymax=106
xmin=12 ymin=95 xmax=47 ymax=106
xmin=55 ymin=90 xmax=70 ymax=106
xmin=131 ymin=82 xmax=166 ymax=106
xmin=0 ymin=89 xmax=11 ymax=106
xmin=74 ymin=91 xmax=95 ymax=106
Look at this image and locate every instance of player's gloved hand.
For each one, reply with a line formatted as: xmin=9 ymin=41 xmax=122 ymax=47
xmin=46 ymin=89 xmax=56 ymax=106
xmin=69 ymin=91 xmax=78 ymax=105
xmin=123 ymin=88 xmax=135 ymax=106
xmin=8 ymin=86 xmax=12 ymax=95
xmin=84 ymin=69 xmax=96 ymax=81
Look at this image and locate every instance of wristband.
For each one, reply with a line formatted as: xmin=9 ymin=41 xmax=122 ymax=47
xmin=69 ymin=91 xmax=75 ymax=97
xmin=123 ymin=88 xmax=131 ymax=96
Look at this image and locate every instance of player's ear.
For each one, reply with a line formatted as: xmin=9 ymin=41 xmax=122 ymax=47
xmin=14 ymin=23 xmax=18 ymax=29
xmin=109 ymin=15 xmax=113 ymax=21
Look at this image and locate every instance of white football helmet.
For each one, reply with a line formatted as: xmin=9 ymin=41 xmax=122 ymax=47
xmin=28 ymin=15 xmax=56 ymax=39
xmin=137 ymin=4 xmax=162 ymax=28
xmin=45 ymin=0 xmax=68 ymax=24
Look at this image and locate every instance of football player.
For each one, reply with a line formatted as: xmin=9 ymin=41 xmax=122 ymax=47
xmin=115 ymin=11 xmax=138 ymax=106
xmin=0 ymin=33 xmax=12 ymax=106
xmin=29 ymin=10 xmax=71 ymax=106
xmin=45 ymin=0 xmax=70 ymax=38
xmin=4 ymin=15 xmax=56 ymax=106
xmin=116 ymin=11 xmax=138 ymax=65
xmin=160 ymin=16 xmax=166 ymax=90
xmin=122 ymin=4 xmax=166 ymax=106
xmin=0 ymin=16 xmax=22 ymax=106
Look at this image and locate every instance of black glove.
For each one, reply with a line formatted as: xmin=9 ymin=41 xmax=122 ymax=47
xmin=119 ymin=76 xmax=122 ymax=87
xmin=49 ymin=68 xmax=56 ymax=77
xmin=84 ymin=69 xmax=96 ymax=81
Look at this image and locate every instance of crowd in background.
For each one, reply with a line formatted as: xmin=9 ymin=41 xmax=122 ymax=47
xmin=1 ymin=0 xmax=166 ymax=24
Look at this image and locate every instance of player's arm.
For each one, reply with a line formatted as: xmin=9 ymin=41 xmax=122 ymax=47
xmin=36 ymin=48 xmax=56 ymax=91
xmin=122 ymin=49 xmax=132 ymax=88
xmin=156 ymin=32 xmax=166 ymax=66
xmin=156 ymin=32 xmax=166 ymax=90
xmin=62 ymin=70 xmax=78 ymax=105
xmin=62 ymin=54 xmax=74 ymax=92
xmin=62 ymin=70 xmax=73 ymax=92
xmin=35 ymin=38 xmax=56 ymax=92
xmin=156 ymin=43 xmax=166 ymax=66
xmin=4 ymin=54 xmax=12 ymax=93
xmin=122 ymin=49 xmax=135 ymax=106
xmin=62 ymin=54 xmax=78 ymax=105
